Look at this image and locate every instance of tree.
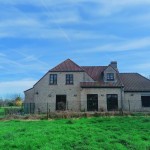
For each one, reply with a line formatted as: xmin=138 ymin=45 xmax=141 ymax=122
xmin=1 ymin=94 xmax=24 ymax=107
xmin=15 ymin=96 xmax=23 ymax=107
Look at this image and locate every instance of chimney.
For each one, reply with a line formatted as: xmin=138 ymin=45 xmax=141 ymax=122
xmin=110 ymin=61 xmax=117 ymax=69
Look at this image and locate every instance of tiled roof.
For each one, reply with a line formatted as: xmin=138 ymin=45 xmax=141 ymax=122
xmin=120 ymin=73 xmax=150 ymax=92
xmin=81 ymin=66 xmax=107 ymax=81
xmin=81 ymin=66 xmax=123 ymax=87
xmin=40 ymin=59 xmax=150 ymax=91
xmin=50 ymin=59 xmax=84 ymax=72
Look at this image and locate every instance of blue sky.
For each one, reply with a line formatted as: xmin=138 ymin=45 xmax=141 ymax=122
xmin=0 ymin=0 xmax=150 ymax=98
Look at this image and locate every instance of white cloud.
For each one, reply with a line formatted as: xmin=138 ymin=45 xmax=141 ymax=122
xmin=2 ymin=0 xmax=150 ymax=19
xmin=0 ymin=16 xmax=122 ymax=40
xmin=75 ymin=37 xmax=150 ymax=53
xmin=0 ymin=52 xmax=49 ymax=75
xmin=1 ymin=0 xmax=150 ymax=41
xmin=134 ymin=63 xmax=150 ymax=70
xmin=0 ymin=4 xmax=77 ymax=41
xmin=2 ymin=0 xmax=150 ymax=6
xmin=0 ymin=79 xmax=37 ymax=97
xmin=96 ymin=0 xmax=150 ymax=16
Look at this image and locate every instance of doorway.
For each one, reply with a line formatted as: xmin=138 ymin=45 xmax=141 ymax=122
xmin=107 ymin=94 xmax=118 ymax=111
xmin=56 ymin=95 xmax=66 ymax=111
xmin=87 ymin=94 xmax=98 ymax=111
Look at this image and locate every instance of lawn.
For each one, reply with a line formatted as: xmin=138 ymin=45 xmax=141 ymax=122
xmin=0 ymin=116 xmax=150 ymax=150
xmin=0 ymin=107 xmax=4 ymax=112
xmin=0 ymin=107 xmax=22 ymax=118
xmin=0 ymin=108 xmax=5 ymax=118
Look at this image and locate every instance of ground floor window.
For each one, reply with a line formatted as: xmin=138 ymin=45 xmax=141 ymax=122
xmin=87 ymin=94 xmax=98 ymax=111
xmin=141 ymin=96 xmax=150 ymax=107
xmin=56 ymin=95 xmax=66 ymax=111
xmin=107 ymin=94 xmax=118 ymax=111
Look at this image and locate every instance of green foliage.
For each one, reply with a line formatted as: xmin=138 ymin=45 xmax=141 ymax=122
xmin=15 ymin=96 xmax=23 ymax=107
xmin=0 ymin=116 xmax=150 ymax=150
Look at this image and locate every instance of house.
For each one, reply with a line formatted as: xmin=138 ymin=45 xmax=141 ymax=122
xmin=24 ymin=59 xmax=150 ymax=113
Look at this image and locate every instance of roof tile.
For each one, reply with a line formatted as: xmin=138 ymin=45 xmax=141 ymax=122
xmin=120 ymin=73 xmax=150 ymax=91
xmin=47 ymin=59 xmax=150 ymax=91
xmin=50 ymin=59 xmax=84 ymax=72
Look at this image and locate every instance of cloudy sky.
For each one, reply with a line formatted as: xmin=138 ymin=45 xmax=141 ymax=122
xmin=0 ymin=0 xmax=150 ymax=98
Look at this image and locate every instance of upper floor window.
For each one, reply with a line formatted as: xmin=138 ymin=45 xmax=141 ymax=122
xmin=107 ymin=73 xmax=114 ymax=81
xmin=66 ymin=74 xmax=73 ymax=85
xmin=49 ymin=74 xmax=57 ymax=85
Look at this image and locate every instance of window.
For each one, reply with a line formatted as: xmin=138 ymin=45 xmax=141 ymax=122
xmin=66 ymin=74 xmax=73 ymax=85
xmin=107 ymin=94 xmax=118 ymax=111
xmin=141 ymin=96 xmax=150 ymax=107
xmin=107 ymin=73 xmax=114 ymax=81
xmin=49 ymin=74 xmax=57 ymax=85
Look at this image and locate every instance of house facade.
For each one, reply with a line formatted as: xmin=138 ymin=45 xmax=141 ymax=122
xmin=24 ymin=59 xmax=150 ymax=112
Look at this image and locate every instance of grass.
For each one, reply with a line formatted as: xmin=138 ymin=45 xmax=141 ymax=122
xmin=0 ymin=108 xmax=5 ymax=118
xmin=0 ymin=116 xmax=150 ymax=150
xmin=0 ymin=107 xmax=4 ymax=113
xmin=0 ymin=107 xmax=22 ymax=118
xmin=0 ymin=106 xmax=21 ymax=112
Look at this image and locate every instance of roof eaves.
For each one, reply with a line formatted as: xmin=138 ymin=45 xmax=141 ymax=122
xmin=81 ymin=86 xmax=123 ymax=88
xmin=24 ymin=87 xmax=34 ymax=93
xmin=124 ymin=90 xmax=150 ymax=92
xmin=50 ymin=70 xmax=85 ymax=72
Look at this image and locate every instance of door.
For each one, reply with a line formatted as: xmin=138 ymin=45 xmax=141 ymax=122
xmin=107 ymin=94 xmax=118 ymax=111
xmin=87 ymin=94 xmax=98 ymax=111
xmin=56 ymin=95 xmax=66 ymax=111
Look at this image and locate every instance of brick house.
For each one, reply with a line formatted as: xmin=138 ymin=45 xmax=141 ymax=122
xmin=24 ymin=59 xmax=150 ymax=112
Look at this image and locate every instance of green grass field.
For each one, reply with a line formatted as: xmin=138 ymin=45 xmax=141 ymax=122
xmin=0 ymin=108 xmax=5 ymax=118
xmin=0 ymin=107 xmax=21 ymax=113
xmin=0 ymin=116 xmax=150 ymax=150
xmin=0 ymin=107 xmax=22 ymax=118
xmin=0 ymin=107 xmax=5 ymax=112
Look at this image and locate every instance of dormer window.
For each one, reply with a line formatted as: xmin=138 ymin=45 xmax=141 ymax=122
xmin=107 ymin=73 xmax=114 ymax=81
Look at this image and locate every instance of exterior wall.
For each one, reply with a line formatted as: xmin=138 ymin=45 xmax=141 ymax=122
xmin=103 ymin=66 xmax=117 ymax=82
xmin=123 ymin=92 xmax=150 ymax=112
xmin=81 ymin=88 xmax=122 ymax=111
xmin=24 ymin=88 xmax=34 ymax=103
xmin=24 ymin=88 xmax=35 ymax=113
xmin=33 ymin=72 xmax=94 ymax=112
xmin=24 ymin=71 xmax=150 ymax=112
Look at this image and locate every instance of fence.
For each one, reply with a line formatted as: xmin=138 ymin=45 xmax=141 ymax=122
xmin=0 ymin=100 xmax=149 ymax=119
xmin=0 ymin=106 xmax=23 ymax=119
